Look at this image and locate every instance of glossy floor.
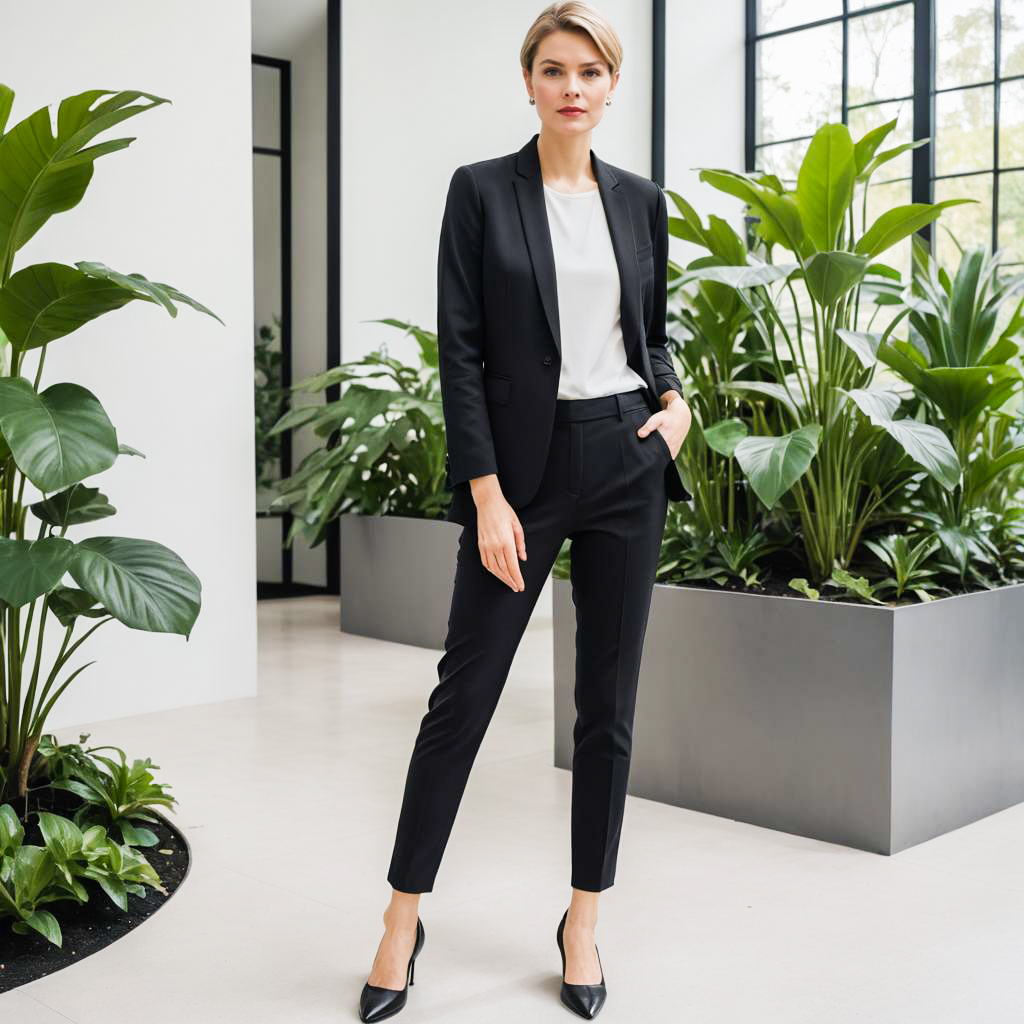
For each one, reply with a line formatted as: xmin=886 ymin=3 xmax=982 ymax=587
xmin=6 ymin=593 xmax=1023 ymax=1023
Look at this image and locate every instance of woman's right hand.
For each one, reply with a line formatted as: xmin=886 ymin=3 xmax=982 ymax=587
xmin=469 ymin=475 xmax=527 ymax=592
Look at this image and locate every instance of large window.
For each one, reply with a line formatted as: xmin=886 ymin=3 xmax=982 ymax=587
xmin=747 ymin=0 xmax=1024 ymax=271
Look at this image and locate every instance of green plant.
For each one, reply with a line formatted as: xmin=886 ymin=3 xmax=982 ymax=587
xmin=269 ymin=318 xmax=449 ymax=544
xmin=48 ymin=742 xmax=175 ymax=847
xmin=0 ymin=802 xmax=163 ymax=947
xmin=0 ymin=84 xmax=220 ymax=802
xmin=880 ymin=238 xmax=1024 ymax=524
xmin=676 ymin=118 xmax=973 ymax=584
xmin=860 ymin=532 xmax=941 ymax=601
xmin=255 ymin=315 xmax=288 ymax=490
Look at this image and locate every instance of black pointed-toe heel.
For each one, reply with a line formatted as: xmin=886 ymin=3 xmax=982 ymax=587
xmin=358 ymin=917 xmax=425 ymax=1023
xmin=556 ymin=908 xmax=607 ymax=1019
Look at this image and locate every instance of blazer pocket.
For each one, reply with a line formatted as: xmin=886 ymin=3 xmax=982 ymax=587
xmin=483 ymin=372 xmax=511 ymax=405
xmin=635 ymin=240 xmax=653 ymax=258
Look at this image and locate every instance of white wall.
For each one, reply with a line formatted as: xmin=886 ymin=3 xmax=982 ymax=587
xmin=664 ymin=0 xmax=747 ymax=259
xmin=341 ymin=0 xmax=660 ymax=367
xmin=1 ymin=0 xmax=257 ymax=726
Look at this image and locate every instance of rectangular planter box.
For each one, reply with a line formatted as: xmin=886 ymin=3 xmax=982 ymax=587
xmin=340 ymin=513 xmax=461 ymax=648
xmin=553 ymin=579 xmax=1024 ymax=854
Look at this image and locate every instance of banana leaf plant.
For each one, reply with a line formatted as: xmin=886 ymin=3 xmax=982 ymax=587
xmin=674 ymin=117 xmax=974 ymax=582
xmin=0 ymin=84 xmax=220 ymax=803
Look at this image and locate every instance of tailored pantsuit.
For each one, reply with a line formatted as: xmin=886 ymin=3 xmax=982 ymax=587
xmin=386 ymin=134 xmax=692 ymax=894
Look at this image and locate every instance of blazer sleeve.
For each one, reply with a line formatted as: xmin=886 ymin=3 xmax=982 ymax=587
xmin=437 ymin=163 xmax=499 ymax=487
xmin=645 ymin=185 xmax=684 ymax=399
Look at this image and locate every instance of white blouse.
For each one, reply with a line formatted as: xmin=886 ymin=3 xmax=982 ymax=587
xmin=543 ymin=183 xmax=648 ymax=401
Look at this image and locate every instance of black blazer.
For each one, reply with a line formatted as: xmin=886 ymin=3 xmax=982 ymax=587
xmin=438 ymin=132 xmax=692 ymax=526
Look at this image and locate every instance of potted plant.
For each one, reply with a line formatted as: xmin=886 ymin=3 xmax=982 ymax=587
xmin=552 ymin=118 xmax=1024 ymax=855
xmin=268 ymin=319 xmax=463 ymax=646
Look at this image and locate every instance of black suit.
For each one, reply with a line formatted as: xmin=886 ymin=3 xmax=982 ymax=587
xmin=438 ymin=132 xmax=692 ymax=526
xmin=386 ymin=134 xmax=689 ymax=895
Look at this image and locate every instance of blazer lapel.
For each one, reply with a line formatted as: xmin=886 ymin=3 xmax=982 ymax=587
xmin=511 ymin=132 xmax=641 ymax=361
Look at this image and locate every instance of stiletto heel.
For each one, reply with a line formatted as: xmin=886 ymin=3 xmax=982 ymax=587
xmin=358 ymin=917 xmax=425 ymax=1023
xmin=556 ymin=908 xmax=607 ymax=1019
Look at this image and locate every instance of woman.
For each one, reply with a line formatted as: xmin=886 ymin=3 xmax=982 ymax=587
xmin=359 ymin=3 xmax=692 ymax=1020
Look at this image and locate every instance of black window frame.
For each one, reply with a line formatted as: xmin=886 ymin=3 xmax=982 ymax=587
xmin=742 ymin=0 xmax=1024 ymax=256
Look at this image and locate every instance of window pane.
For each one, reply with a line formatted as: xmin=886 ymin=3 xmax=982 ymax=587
xmin=758 ymin=0 xmax=841 ymax=34
xmin=862 ymin=178 xmax=914 ymax=282
xmin=936 ymin=0 xmax=995 ymax=90
xmin=753 ymin=138 xmax=811 ymax=187
xmin=757 ymin=23 xmax=843 ymax=144
xmin=935 ymin=85 xmax=994 ymax=175
xmin=1002 ymin=0 xmax=1024 ymax=77
xmin=1000 ymin=79 xmax=1024 ymax=168
xmin=998 ymin=170 xmax=1024 ymax=263
xmin=933 ymin=173 xmax=994 ymax=268
xmin=848 ymin=99 xmax=916 ymax=180
xmin=848 ymin=5 xmax=915 ymax=105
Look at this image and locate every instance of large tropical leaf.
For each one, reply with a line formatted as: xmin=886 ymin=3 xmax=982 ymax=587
xmin=0 ymin=537 xmax=75 ymax=606
xmin=30 ymin=483 xmax=116 ymax=528
xmin=836 ymin=386 xmax=961 ymax=489
xmin=75 ymin=262 xmax=222 ymax=324
xmin=0 ymin=263 xmax=134 ymax=352
xmin=0 ymin=88 xmax=169 ymax=271
xmin=855 ymin=199 xmax=976 ymax=258
xmin=877 ymin=338 xmax=1022 ymax=426
xmin=804 ymin=251 xmax=868 ymax=306
xmin=733 ymin=425 xmax=822 ymax=507
xmin=69 ymin=537 xmax=201 ymax=637
xmin=794 ymin=123 xmax=856 ymax=251
xmin=678 ymin=262 xmax=799 ymax=290
xmin=853 ymin=117 xmax=899 ymax=176
xmin=697 ymin=169 xmax=807 ymax=254
xmin=0 ymin=377 xmax=118 ymax=491
xmin=702 ymin=418 xmax=749 ymax=457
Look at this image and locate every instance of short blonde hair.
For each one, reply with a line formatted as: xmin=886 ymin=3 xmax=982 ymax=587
xmin=520 ymin=2 xmax=623 ymax=77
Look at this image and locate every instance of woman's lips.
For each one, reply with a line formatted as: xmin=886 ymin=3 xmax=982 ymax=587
xmin=558 ymin=108 xmax=585 ymax=117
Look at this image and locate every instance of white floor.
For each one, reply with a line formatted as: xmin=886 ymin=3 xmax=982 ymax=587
xmin=6 ymin=593 xmax=1024 ymax=1023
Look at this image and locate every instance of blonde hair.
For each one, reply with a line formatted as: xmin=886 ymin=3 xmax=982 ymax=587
xmin=520 ymin=2 xmax=623 ymax=77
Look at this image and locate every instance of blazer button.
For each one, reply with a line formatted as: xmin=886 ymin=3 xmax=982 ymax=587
xmin=542 ymin=355 xmax=553 ymax=366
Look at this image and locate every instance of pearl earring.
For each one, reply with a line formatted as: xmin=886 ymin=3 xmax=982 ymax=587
xmin=529 ymin=97 xmax=535 ymax=104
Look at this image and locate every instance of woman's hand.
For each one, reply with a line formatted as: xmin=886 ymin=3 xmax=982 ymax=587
xmin=469 ymin=475 xmax=527 ymax=592
xmin=638 ymin=395 xmax=691 ymax=460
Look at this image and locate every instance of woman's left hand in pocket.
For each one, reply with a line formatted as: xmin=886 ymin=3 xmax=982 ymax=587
xmin=638 ymin=396 xmax=691 ymax=460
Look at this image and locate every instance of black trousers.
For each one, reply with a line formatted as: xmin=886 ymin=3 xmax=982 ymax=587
xmin=386 ymin=387 xmax=671 ymax=893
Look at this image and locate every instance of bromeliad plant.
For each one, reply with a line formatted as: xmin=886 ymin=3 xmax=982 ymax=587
xmin=674 ymin=117 xmax=982 ymax=584
xmin=0 ymin=84 xmax=219 ymax=803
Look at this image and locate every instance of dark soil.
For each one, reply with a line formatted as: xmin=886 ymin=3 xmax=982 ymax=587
xmin=657 ymin=571 xmax=1001 ymax=606
xmin=0 ymin=784 xmax=191 ymax=993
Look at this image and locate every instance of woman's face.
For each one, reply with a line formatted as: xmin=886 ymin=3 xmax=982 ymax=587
xmin=525 ymin=29 xmax=618 ymax=137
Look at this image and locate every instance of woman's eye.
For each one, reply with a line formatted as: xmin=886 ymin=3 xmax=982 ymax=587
xmin=542 ymin=68 xmax=601 ymax=77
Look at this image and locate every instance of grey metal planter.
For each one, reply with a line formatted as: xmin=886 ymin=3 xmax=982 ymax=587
xmin=340 ymin=513 xmax=460 ymax=648
xmin=553 ymin=579 xmax=1024 ymax=854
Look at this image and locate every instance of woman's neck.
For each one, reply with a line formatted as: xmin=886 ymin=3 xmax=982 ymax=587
xmin=536 ymin=130 xmax=597 ymax=192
